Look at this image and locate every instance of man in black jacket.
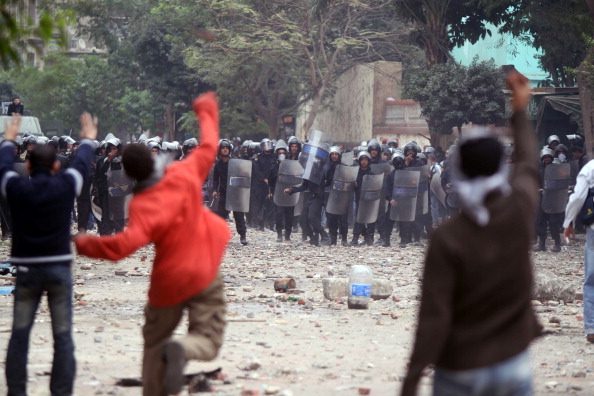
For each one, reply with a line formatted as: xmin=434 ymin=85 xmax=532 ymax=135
xmin=6 ymin=97 xmax=23 ymax=116
xmin=1 ymin=113 xmax=97 ymax=396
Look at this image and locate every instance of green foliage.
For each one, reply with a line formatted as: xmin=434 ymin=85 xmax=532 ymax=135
xmin=572 ymin=36 xmax=594 ymax=101
xmin=394 ymin=0 xmax=520 ymax=65
xmin=403 ymin=58 xmax=505 ymax=134
xmin=0 ymin=0 xmax=67 ymax=69
xmin=499 ymin=0 xmax=594 ymax=87
xmin=4 ymin=54 xmax=160 ymax=139
xmin=179 ymin=0 xmax=417 ymax=136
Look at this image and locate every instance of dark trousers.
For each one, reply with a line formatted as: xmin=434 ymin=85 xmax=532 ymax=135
xmin=413 ymin=212 xmax=432 ymax=240
xmin=216 ymin=196 xmax=247 ymax=237
xmin=0 ymin=194 xmax=11 ymax=238
xmin=327 ymin=212 xmax=348 ymax=240
xmin=97 ymin=194 xmax=125 ymax=235
xmin=301 ymin=194 xmax=326 ymax=243
xmin=299 ymin=192 xmax=313 ymax=240
xmin=536 ymin=209 xmax=563 ymax=245
xmin=6 ymin=263 xmax=75 ymax=396
xmin=77 ymin=198 xmax=92 ymax=232
xmin=251 ymin=185 xmax=268 ymax=228
xmin=275 ymin=205 xmax=294 ymax=238
xmin=399 ymin=221 xmax=414 ymax=244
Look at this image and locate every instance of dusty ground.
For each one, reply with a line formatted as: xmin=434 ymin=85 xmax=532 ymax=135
xmin=0 ymin=224 xmax=592 ymax=396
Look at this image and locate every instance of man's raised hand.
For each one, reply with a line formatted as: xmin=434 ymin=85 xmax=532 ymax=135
xmin=4 ymin=115 xmax=21 ymax=141
xmin=80 ymin=112 xmax=98 ymax=141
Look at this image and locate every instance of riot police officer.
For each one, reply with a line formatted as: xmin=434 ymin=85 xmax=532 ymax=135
xmin=212 ymin=139 xmax=249 ymax=245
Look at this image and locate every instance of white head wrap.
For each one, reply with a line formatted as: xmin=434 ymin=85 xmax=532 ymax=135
xmin=451 ymin=127 xmax=511 ymax=227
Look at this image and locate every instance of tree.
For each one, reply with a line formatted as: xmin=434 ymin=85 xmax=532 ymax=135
xmin=404 ymin=59 xmax=505 ymax=144
xmin=182 ymin=0 xmax=416 ymax=138
xmin=499 ymin=0 xmax=594 ymax=87
xmin=5 ymin=54 xmax=159 ymax=139
xmin=394 ymin=0 xmax=520 ymax=66
xmin=0 ymin=0 xmax=66 ymax=68
xmin=575 ymin=0 xmax=594 ymax=157
xmin=54 ymin=0 xmax=212 ymax=141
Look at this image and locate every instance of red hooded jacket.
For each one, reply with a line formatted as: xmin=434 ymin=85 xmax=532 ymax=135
xmin=75 ymin=92 xmax=230 ymax=307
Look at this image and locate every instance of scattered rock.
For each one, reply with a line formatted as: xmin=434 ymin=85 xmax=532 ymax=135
xmin=238 ymin=358 xmax=261 ymax=371
xmin=274 ymin=278 xmax=296 ymax=292
xmin=534 ymin=270 xmax=576 ymax=302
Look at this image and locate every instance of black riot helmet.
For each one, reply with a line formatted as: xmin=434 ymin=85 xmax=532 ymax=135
xmin=403 ymin=143 xmax=417 ymax=158
xmin=391 ymin=151 xmax=405 ymax=168
xmin=367 ymin=139 xmax=381 ymax=153
xmin=58 ymin=135 xmax=75 ymax=151
xmin=387 ymin=138 xmax=398 ymax=149
xmin=219 ymin=139 xmax=232 ymax=156
xmin=106 ymin=137 xmax=123 ymax=156
xmin=182 ymin=138 xmax=198 ymax=156
xmin=287 ymin=136 xmax=301 ymax=151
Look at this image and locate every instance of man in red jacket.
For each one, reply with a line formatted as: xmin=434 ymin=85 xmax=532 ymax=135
xmin=75 ymin=92 xmax=230 ymax=396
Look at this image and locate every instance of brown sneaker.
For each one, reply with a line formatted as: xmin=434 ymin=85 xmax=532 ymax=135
xmin=587 ymin=334 xmax=594 ymax=344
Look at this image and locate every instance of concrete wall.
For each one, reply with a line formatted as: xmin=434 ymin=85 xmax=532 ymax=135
xmin=296 ymin=61 xmax=403 ymax=147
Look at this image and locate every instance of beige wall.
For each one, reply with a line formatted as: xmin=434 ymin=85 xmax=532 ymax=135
xmin=296 ymin=61 xmax=403 ymax=147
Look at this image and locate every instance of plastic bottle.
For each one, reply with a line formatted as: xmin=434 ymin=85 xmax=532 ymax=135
xmin=348 ymin=265 xmax=373 ymax=309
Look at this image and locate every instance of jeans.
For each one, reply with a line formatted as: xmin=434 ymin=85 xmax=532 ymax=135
xmin=584 ymin=227 xmax=594 ymax=334
xmin=433 ymin=350 xmax=532 ymax=396
xmin=6 ymin=263 xmax=75 ymax=396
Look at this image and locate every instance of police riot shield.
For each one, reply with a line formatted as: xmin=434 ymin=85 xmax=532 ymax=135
xmin=273 ymin=160 xmax=303 ymax=207
xmin=409 ymin=165 xmax=429 ymax=215
xmin=356 ymin=173 xmax=384 ymax=224
xmin=13 ymin=163 xmax=28 ymax=178
xmin=370 ymin=163 xmax=393 ymax=216
xmin=341 ymin=151 xmax=354 ymax=166
xmin=107 ymin=169 xmax=134 ymax=221
xmin=370 ymin=163 xmax=393 ymax=175
xmin=430 ymin=172 xmax=446 ymax=207
xmin=542 ymin=162 xmax=570 ymax=214
xmin=326 ymin=165 xmax=358 ymax=215
xmin=299 ymin=129 xmax=332 ymax=184
xmin=294 ymin=190 xmax=305 ymax=217
xmin=390 ymin=170 xmax=420 ymax=222
xmin=226 ymin=159 xmax=252 ymax=212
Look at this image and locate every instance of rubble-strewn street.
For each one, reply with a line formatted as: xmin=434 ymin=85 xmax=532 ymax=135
xmin=0 ymin=226 xmax=592 ymax=395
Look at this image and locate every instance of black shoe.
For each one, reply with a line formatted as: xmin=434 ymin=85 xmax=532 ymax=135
xmin=240 ymin=235 xmax=248 ymax=245
xmin=551 ymin=244 xmax=561 ymax=252
xmin=382 ymin=240 xmax=391 ymax=247
xmin=284 ymin=236 xmax=291 ymax=242
xmin=375 ymin=237 xmax=385 ymax=245
xmin=276 ymin=235 xmax=283 ymax=243
xmin=257 ymin=225 xmax=265 ymax=231
xmin=163 ymin=340 xmax=186 ymax=395
xmin=309 ymin=239 xmax=320 ymax=246
xmin=399 ymin=241 xmax=408 ymax=248
xmin=341 ymin=238 xmax=348 ymax=247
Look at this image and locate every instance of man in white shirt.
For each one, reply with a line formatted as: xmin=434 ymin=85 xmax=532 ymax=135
xmin=564 ymin=159 xmax=594 ymax=343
